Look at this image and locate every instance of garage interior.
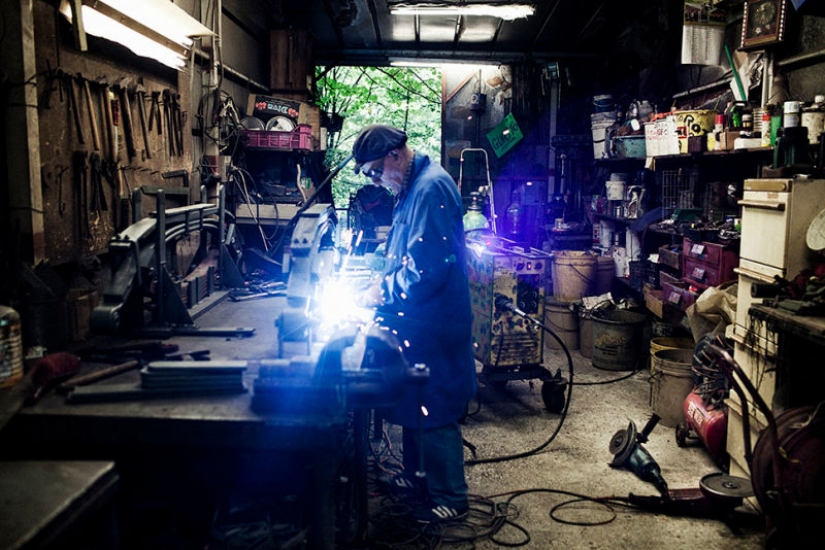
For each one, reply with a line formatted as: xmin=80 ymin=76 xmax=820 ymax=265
xmin=2 ymin=1 xmax=825 ymax=549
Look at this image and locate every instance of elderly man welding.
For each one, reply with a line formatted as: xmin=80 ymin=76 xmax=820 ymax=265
xmin=353 ymin=124 xmax=477 ymax=524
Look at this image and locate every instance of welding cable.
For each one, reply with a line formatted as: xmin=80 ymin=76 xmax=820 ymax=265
xmin=570 ymin=367 xmax=642 ymax=386
xmin=465 ymin=296 xmax=573 ymax=466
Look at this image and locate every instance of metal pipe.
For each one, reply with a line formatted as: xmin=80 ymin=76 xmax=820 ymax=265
xmin=192 ymin=47 xmax=269 ymax=93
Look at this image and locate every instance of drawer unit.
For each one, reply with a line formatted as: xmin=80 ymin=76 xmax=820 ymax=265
xmin=661 ymin=278 xmax=698 ymax=311
xmin=681 ymin=238 xmax=739 ymax=290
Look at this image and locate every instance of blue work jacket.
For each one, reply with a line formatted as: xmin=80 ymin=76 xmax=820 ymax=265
xmin=375 ymin=152 xmax=477 ymax=428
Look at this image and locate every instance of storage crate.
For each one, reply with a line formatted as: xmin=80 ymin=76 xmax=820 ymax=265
xmin=240 ymin=124 xmax=313 ymax=151
xmin=661 ymin=278 xmax=698 ymax=311
xmin=657 ymin=244 xmax=682 ymax=271
xmin=628 ymin=260 xmax=645 ymax=291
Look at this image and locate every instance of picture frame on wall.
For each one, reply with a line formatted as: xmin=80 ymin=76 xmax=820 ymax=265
xmin=740 ymin=0 xmax=788 ymax=50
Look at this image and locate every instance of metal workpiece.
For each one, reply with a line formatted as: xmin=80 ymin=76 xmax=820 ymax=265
xmin=91 ymin=186 xmax=248 ymax=336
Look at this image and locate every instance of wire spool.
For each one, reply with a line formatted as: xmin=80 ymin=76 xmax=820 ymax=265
xmin=750 ymin=403 xmax=825 ymax=546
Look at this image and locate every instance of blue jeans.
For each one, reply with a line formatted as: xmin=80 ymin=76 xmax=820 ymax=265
xmin=402 ymin=422 xmax=468 ymax=509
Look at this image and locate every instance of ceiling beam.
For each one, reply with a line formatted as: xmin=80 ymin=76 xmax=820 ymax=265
xmin=315 ymin=47 xmax=602 ymax=67
xmin=365 ymin=0 xmax=384 ymax=49
xmin=321 ymin=0 xmax=347 ymax=49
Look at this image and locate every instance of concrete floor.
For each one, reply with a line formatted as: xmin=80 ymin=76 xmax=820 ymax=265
xmin=185 ymin=293 xmax=768 ymax=549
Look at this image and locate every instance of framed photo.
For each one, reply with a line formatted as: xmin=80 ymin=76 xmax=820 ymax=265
xmin=741 ymin=0 xmax=788 ymax=50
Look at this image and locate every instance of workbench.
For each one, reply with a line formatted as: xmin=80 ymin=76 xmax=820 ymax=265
xmin=0 ymin=295 xmax=354 ymax=549
xmin=0 ymin=460 xmax=119 ymax=550
xmin=747 ymin=304 xmax=825 ymax=411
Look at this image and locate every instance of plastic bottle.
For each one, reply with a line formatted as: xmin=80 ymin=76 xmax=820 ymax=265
xmin=0 ymin=305 xmax=24 ymax=388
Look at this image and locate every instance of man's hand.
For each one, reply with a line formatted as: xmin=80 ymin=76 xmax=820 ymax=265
xmin=361 ymin=281 xmax=385 ymax=307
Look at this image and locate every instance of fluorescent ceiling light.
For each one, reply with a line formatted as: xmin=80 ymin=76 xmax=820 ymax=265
xmin=59 ymin=0 xmax=213 ymax=70
xmin=390 ymin=3 xmax=535 ymax=21
xmin=390 ymin=58 xmax=499 ymax=67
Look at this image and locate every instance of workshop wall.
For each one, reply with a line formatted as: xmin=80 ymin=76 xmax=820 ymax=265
xmin=32 ymin=2 xmax=188 ymax=264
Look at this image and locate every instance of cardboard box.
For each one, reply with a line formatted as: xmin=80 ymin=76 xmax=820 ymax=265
xmin=718 ymin=130 xmax=741 ymax=151
xmin=644 ymin=285 xmax=665 ymax=318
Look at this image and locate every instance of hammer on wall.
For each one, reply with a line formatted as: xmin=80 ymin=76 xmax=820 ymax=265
xmin=134 ymin=80 xmax=152 ymax=159
xmin=78 ymin=73 xmax=101 ymax=151
xmin=114 ymin=76 xmax=137 ymax=160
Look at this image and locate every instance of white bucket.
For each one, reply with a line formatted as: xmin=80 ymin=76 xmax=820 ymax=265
xmin=612 ymin=246 xmax=627 ymax=277
xmin=606 ymin=180 xmax=626 ymax=201
xmin=592 ymin=113 xmax=617 ymax=159
xmin=625 ymin=229 xmax=642 ymax=261
xmin=599 ymin=220 xmax=614 ymax=248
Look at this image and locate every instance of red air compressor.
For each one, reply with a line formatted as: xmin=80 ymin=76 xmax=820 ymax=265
xmin=675 ymin=334 xmax=731 ymax=468
xmin=676 ymin=391 xmax=728 ymax=467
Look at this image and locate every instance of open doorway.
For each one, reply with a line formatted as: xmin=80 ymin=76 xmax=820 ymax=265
xmin=315 ymin=65 xmax=442 ymax=252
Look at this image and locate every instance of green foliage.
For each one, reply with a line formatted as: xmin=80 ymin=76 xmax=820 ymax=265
xmin=315 ymin=66 xmax=442 ymax=208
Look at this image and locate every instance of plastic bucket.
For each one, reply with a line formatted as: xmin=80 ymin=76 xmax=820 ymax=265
xmin=552 ymin=251 xmax=596 ymax=302
xmin=649 ymin=336 xmax=695 ymax=373
xmin=591 ymin=113 xmax=617 ymax=159
xmin=594 ymin=255 xmax=614 ymax=295
xmin=578 ymin=308 xmax=592 ymax=358
xmin=650 ymin=348 xmax=695 ymax=427
xmin=544 ymin=299 xmax=579 ymax=351
xmin=674 ymin=110 xmax=716 ymax=137
xmin=591 ymin=309 xmax=647 ymax=371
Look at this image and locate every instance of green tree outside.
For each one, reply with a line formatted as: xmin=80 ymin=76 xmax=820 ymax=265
xmin=315 ymin=66 xmax=442 ymax=209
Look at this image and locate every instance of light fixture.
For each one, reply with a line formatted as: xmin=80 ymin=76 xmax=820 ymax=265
xmin=389 ymin=58 xmax=499 ymax=67
xmin=389 ymin=2 xmax=535 ymax=21
xmin=59 ymin=0 xmax=213 ymax=70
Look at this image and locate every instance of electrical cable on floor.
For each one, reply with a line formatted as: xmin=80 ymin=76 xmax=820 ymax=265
xmin=570 ymin=366 xmax=644 ymax=385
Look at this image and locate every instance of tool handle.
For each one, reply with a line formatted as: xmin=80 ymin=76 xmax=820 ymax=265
xmin=58 ymin=359 xmax=141 ymax=391
xmin=121 ymin=89 xmax=137 ymax=159
xmin=82 ymin=79 xmax=101 ymax=151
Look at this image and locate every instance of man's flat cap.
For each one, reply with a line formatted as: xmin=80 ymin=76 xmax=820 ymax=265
xmin=352 ymin=124 xmax=407 ymax=173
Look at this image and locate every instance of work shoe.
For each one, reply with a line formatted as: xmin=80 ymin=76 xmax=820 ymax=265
xmin=379 ymin=473 xmax=426 ymax=495
xmin=411 ymin=501 xmax=468 ymax=524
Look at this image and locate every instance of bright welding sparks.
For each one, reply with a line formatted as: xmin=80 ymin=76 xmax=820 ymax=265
xmin=316 ymin=276 xmax=374 ymax=333
xmin=421 ymin=406 xmax=429 ymax=417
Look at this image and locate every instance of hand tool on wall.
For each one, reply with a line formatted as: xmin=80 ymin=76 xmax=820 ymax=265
xmin=173 ymin=92 xmax=184 ymax=156
xmin=162 ymin=89 xmax=175 ymax=157
xmin=149 ymin=90 xmax=161 ymax=133
xmin=62 ymin=73 xmax=84 ymax=145
xmin=73 ymin=150 xmax=90 ymax=237
xmin=96 ymin=76 xmax=117 ymax=162
xmin=78 ymin=73 xmax=101 ymax=151
xmin=134 ymin=80 xmax=152 ymax=159
xmin=89 ymin=152 xmax=108 ymax=212
xmin=115 ymin=77 xmax=137 ymax=160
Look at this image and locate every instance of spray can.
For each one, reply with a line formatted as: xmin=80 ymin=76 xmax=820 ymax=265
xmin=0 ymin=305 xmax=24 ymax=388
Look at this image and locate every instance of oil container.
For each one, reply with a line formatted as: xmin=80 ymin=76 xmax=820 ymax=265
xmin=0 ymin=305 xmax=24 ymax=388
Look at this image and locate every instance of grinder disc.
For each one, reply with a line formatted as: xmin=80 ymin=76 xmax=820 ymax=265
xmin=700 ymin=472 xmax=754 ymax=502
xmin=609 ymin=421 xmax=637 ymax=466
